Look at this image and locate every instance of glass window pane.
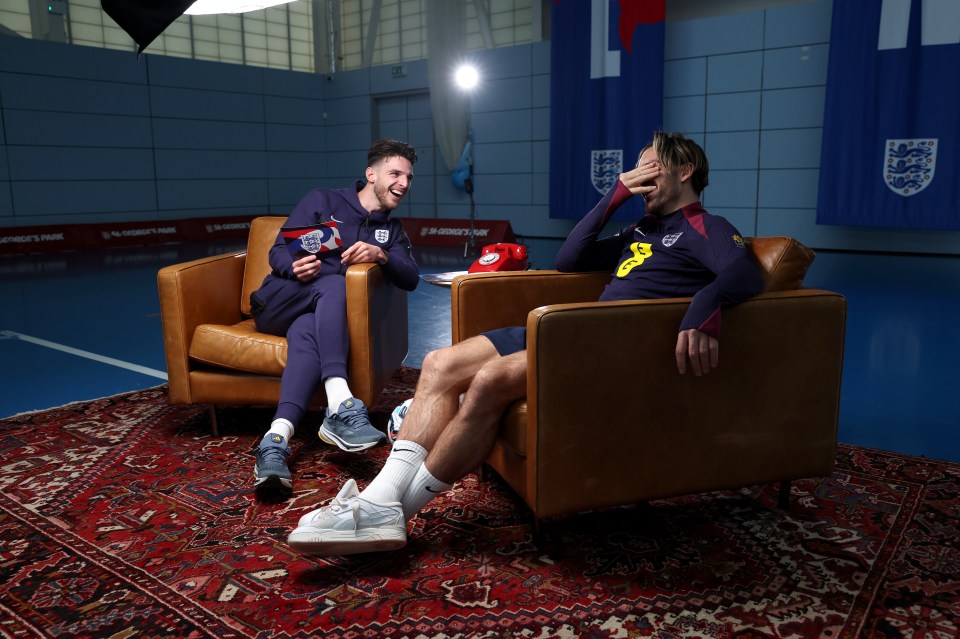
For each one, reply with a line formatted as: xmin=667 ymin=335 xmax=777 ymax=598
xmin=104 ymin=28 xmax=134 ymax=48
xmin=268 ymin=49 xmax=288 ymax=66
xmin=0 ymin=7 xmax=31 ymax=38
xmin=221 ymin=43 xmax=243 ymax=62
xmin=70 ymin=23 xmax=102 ymax=42
xmin=291 ymin=53 xmax=312 ymax=72
xmin=246 ymin=47 xmax=268 ymax=65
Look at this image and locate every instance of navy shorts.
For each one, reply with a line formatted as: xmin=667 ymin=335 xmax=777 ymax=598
xmin=481 ymin=326 xmax=527 ymax=356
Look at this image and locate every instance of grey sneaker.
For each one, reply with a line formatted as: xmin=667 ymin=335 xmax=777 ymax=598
xmin=318 ymin=398 xmax=386 ymax=452
xmin=287 ymin=479 xmax=406 ymax=556
xmin=253 ymin=433 xmax=292 ymax=501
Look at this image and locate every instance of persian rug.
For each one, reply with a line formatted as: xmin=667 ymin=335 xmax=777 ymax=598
xmin=1 ymin=367 xmax=958 ymax=639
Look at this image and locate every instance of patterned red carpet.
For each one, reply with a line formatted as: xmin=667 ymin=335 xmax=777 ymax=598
xmin=1 ymin=367 xmax=958 ymax=638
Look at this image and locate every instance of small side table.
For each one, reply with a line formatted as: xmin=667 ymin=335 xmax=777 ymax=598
xmin=420 ymin=271 xmax=469 ymax=288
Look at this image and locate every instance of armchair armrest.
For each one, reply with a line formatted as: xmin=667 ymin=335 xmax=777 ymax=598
xmin=158 ymin=254 xmax=407 ymax=407
xmin=522 ymin=288 xmax=846 ymax=518
xmin=345 ymin=262 xmax=409 ymax=405
xmin=451 ymin=270 xmax=610 ymax=342
xmin=157 ymin=250 xmax=248 ymax=403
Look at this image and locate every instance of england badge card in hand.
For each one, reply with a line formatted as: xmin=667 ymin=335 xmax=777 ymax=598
xmin=281 ymin=222 xmax=343 ymax=258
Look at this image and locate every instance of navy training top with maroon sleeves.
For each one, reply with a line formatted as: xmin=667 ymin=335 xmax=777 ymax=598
xmin=554 ymin=181 xmax=763 ymax=338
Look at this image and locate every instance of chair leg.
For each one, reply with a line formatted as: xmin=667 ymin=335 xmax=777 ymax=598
xmin=533 ymin=517 xmax=568 ymax=561
xmin=208 ymin=405 xmax=219 ymax=436
xmin=532 ymin=526 xmax=544 ymax=549
xmin=777 ymin=480 xmax=791 ymax=509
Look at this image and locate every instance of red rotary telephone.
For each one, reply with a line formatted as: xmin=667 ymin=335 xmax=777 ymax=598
xmin=468 ymin=243 xmax=530 ymax=273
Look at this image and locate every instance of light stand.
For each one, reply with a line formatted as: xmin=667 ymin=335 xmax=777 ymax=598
xmin=464 ymin=168 xmax=477 ymax=257
xmin=454 ymin=64 xmax=480 ymax=258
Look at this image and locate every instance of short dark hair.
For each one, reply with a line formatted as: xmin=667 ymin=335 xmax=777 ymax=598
xmin=641 ymin=131 xmax=710 ymax=196
xmin=367 ymin=138 xmax=418 ymax=167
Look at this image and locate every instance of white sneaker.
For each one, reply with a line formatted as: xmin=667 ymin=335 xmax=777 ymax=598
xmin=298 ymin=479 xmax=360 ymax=527
xmin=288 ymin=479 xmax=407 ymax=556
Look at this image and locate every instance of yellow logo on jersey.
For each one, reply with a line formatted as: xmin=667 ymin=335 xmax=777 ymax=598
xmin=617 ymin=242 xmax=653 ymax=277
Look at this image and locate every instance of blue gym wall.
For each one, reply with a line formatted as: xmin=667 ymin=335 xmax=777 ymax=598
xmin=1 ymin=0 xmax=959 ymax=254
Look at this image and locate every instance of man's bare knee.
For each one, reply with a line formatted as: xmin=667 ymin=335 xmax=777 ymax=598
xmin=466 ymin=353 xmax=527 ymax=409
xmin=420 ymin=346 xmax=456 ymax=379
xmin=419 ymin=337 xmax=498 ymax=393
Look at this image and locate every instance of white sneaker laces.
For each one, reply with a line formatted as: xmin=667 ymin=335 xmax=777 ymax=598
xmin=327 ymin=494 xmax=361 ymax=523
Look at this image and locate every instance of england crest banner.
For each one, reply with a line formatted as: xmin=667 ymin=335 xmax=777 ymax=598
xmin=549 ymin=0 xmax=665 ymax=220
xmin=817 ymin=0 xmax=960 ymax=230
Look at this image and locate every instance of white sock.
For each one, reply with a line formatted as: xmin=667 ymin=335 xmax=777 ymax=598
xmin=358 ymin=440 xmax=428 ymax=505
xmin=265 ymin=418 xmax=294 ymax=441
xmin=400 ymin=463 xmax=452 ymax=521
xmin=324 ymin=377 xmax=352 ymax=412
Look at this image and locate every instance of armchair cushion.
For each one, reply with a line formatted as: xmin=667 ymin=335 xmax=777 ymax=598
xmin=189 ymin=319 xmax=287 ymax=375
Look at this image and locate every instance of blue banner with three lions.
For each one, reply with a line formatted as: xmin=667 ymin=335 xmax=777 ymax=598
xmin=549 ymin=0 xmax=665 ymax=220
xmin=817 ymin=0 xmax=960 ymax=230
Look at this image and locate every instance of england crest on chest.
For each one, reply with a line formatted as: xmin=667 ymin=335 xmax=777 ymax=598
xmin=661 ymin=232 xmax=683 ymax=247
xmin=375 ymin=228 xmax=390 ymax=244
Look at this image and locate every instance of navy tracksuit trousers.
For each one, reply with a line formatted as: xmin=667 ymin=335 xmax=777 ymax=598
xmin=252 ymin=273 xmax=348 ymax=425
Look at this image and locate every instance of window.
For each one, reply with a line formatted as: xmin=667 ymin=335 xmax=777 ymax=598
xmin=337 ymin=0 xmax=534 ymax=71
xmin=0 ymin=3 xmax=32 ymax=38
xmin=4 ymin=0 xmax=538 ymax=74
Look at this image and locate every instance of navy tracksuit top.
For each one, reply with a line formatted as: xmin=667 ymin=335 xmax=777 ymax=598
xmin=554 ymin=181 xmax=763 ymax=338
xmin=265 ymin=181 xmax=420 ymax=292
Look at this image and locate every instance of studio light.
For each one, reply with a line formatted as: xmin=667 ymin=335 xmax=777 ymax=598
xmin=454 ymin=64 xmax=479 ymax=90
xmin=185 ymin=0 xmax=297 ymax=15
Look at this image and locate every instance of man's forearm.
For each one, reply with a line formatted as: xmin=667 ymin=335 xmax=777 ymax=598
xmin=554 ymin=181 xmax=632 ymax=271
xmin=679 ymin=256 xmax=764 ymax=337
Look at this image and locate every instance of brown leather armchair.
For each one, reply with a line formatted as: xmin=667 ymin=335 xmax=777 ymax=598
xmin=450 ymin=237 xmax=846 ymax=522
xmin=157 ymin=216 xmax=409 ymax=434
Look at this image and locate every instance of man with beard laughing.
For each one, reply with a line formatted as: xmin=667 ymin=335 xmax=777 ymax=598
xmin=249 ymin=138 xmax=420 ymax=501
